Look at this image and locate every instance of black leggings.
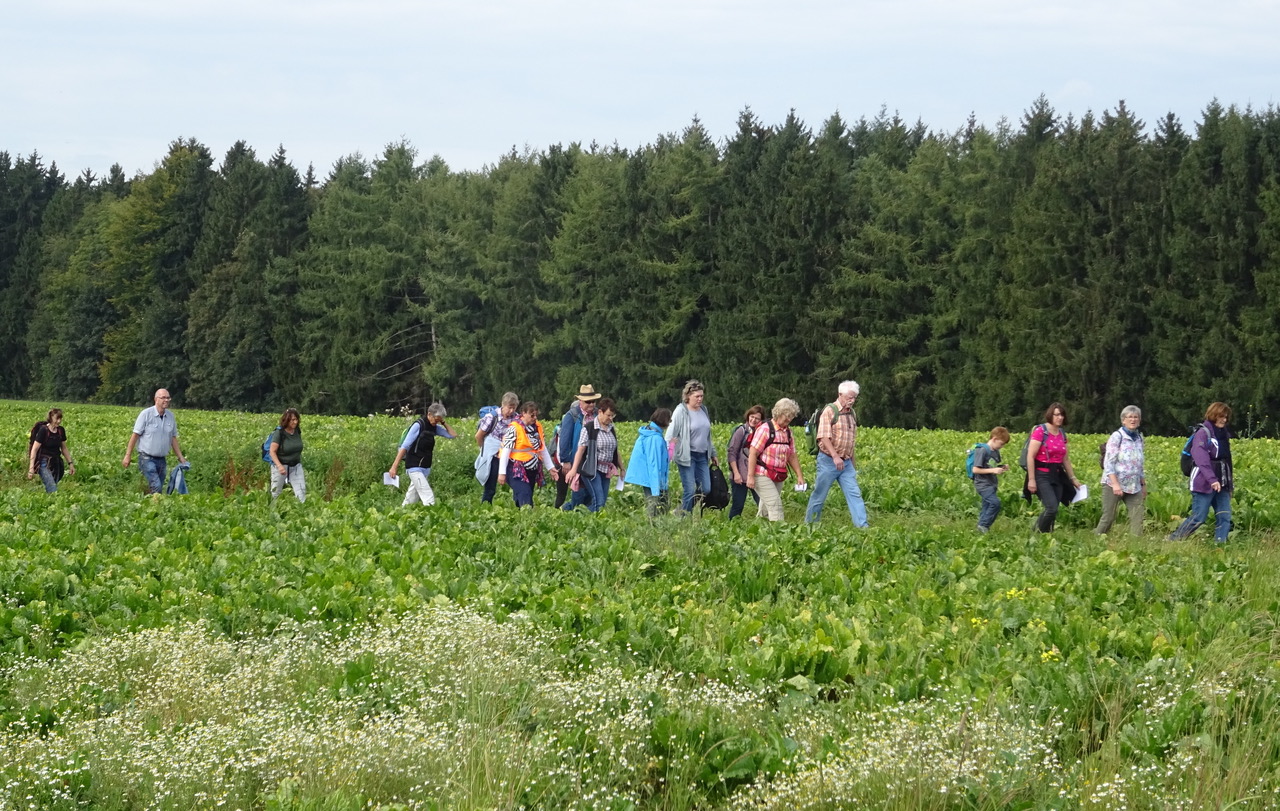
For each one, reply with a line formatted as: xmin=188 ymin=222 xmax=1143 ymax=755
xmin=1034 ymin=466 xmax=1067 ymax=533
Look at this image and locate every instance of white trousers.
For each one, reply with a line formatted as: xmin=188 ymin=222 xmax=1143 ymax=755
xmin=402 ymin=469 xmax=436 ymax=506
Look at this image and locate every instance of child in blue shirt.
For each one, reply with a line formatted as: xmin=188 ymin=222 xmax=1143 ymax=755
xmin=973 ymin=426 xmax=1010 ymax=532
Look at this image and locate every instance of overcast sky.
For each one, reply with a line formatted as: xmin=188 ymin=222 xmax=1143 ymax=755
xmin=4 ymin=0 xmax=1278 ymax=179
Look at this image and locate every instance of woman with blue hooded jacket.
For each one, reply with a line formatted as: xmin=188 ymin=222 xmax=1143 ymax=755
xmin=1168 ymin=402 xmax=1234 ymax=543
xmin=625 ymin=408 xmax=671 ymax=517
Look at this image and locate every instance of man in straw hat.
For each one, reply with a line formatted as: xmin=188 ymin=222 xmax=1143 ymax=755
xmin=557 ymin=384 xmax=602 ymax=510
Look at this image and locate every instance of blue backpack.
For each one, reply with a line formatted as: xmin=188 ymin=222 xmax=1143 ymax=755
xmin=964 ymin=442 xmax=989 ymax=479
xmin=261 ymin=427 xmax=281 ymax=463
xmin=479 ymin=405 xmax=499 ymax=423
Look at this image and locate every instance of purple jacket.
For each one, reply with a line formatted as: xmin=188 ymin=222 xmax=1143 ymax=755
xmin=1187 ymin=420 xmax=1222 ymax=494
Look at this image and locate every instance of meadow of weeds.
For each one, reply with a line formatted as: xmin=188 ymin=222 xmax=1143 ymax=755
xmin=2 ymin=399 xmax=1279 ymax=809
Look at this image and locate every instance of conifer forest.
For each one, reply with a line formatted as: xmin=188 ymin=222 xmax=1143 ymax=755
xmin=4 ymin=98 xmax=1280 ymax=435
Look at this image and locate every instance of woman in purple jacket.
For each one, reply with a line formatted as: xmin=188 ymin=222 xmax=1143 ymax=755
xmin=1167 ymin=402 xmax=1234 ymax=543
xmin=726 ymin=405 xmax=765 ymax=519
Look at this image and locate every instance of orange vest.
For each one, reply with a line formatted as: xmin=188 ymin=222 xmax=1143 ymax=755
xmin=510 ymin=420 xmax=545 ymax=463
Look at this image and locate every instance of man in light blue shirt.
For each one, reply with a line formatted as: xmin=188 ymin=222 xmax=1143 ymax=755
xmin=122 ymin=388 xmax=187 ymax=494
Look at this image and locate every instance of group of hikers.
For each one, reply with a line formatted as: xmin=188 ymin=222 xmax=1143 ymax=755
xmin=24 ymin=384 xmax=1237 ymax=542
xmin=970 ymin=401 xmax=1236 ymax=543
xmin=465 ymin=380 xmax=868 ymax=525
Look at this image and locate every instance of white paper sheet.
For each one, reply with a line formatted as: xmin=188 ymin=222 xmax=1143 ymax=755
xmin=1071 ymin=484 xmax=1088 ymax=504
xmin=383 ymin=472 xmax=400 ymax=488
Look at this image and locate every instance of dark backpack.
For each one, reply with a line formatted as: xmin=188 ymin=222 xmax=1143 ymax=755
xmin=28 ymin=420 xmax=48 ymax=456
xmin=1180 ymin=425 xmax=1208 ymax=476
xmin=702 ymin=463 xmax=730 ymax=512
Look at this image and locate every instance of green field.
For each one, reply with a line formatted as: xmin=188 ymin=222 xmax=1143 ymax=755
xmin=2 ymin=399 xmax=1280 ymax=810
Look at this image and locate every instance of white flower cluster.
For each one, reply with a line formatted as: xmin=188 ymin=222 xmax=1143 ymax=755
xmin=728 ymin=694 xmax=1064 ymax=810
xmin=0 ymin=604 xmax=765 ymax=810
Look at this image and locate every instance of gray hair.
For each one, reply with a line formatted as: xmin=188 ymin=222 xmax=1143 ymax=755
xmin=1120 ymin=405 xmax=1142 ymax=421
xmin=501 ymin=391 xmax=519 ymax=408
xmin=681 ymin=379 xmax=705 ymax=403
xmin=772 ymin=398 xmax=801 ymax=422
xmin=427 ymin=402 xmax=447 ymax=419
xmin=838 ymin=380 xmax=860 ymax=397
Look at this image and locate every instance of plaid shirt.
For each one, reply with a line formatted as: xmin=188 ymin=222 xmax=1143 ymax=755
xmin=478 ymin=410 xmax=517 ymax=441
xmin=749 ymin=421 xmax=795 ymax=476
xmin=816 ymin=401 xmax=857 ymax=461
xmin=578 ymin=417 xmax=620 ymax=476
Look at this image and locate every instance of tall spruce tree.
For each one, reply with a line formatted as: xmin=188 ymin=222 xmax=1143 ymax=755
xmin=0 ymin=151 xmax=64 ymax=395
xmin=97 ymin=137 xmax=215 ymax=404
xmin=282 ymin=144 xmax=430 ymax=414
xmin=474 ymin=145 xmax=578 ymax=411
xmin=186 ymin=144 xmax=311 ymax=410
xmin=706 ymin=110 xmax=830 ymax=415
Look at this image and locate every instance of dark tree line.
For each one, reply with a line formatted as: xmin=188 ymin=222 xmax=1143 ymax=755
xmin=4 ymin=97 xmax=1280 ymax=435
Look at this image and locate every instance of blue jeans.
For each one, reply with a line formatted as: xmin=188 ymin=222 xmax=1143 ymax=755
xmin=138 ymin=454 xmax=166 ymax=494
xmin=562 ymin=477 xmax=593 ymax=511
xmin=728 ymin=481 xmax=759 ymax=519
xmin=805 ymin=453 xmax=868 ymax=526
xmin=678 ymin=452 xmax=711 ymax=513
xmin=579 ymin=473 xmax=610 ymax=513
xmin=976 ymin=487 xmax=1001 ymax=531
xmin=1170 ymin=489 xmax=1232 ymax=542
xmin=36 ymin=457 xmax=58 ymax=493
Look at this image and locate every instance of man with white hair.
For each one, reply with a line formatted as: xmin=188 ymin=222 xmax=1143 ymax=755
xmin=805 ymin=380 xmax=869 ymax=527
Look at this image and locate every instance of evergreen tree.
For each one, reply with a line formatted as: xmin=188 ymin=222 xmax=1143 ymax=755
xmin=919 ymin=122 xmax=1020 ymax=429
xmin=474 ymin=145 xmax=578 ymax=411
xmin=97 ymin=137 xmax=215 ymax=404
xmin=410 ymin=165 xmax=489 ymax=409
xmin=186 ymin=144 xmax=311 ymax=410
xmin=707 ymin=110 xmax=831 ymax=416
xmin=1149 ymin=103 xmax=1263 ymax=428
xmin=817 ymin=135 xmax=954 ymax=427
xmin=281 ymin=144 xmax=428 ymax=414
xmin=0 ymin=151 xmax=64 ymax=395
xmin=537 ymin=145 xmax=640 ymax=406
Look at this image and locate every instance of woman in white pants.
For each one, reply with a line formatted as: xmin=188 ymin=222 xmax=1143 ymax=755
xmin=388 ymin=403 xmax=454 ymax=506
